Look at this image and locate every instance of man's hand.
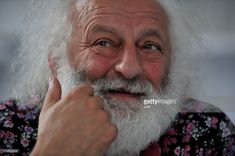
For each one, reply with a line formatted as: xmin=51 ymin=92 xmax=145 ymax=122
xmin=31 ymin=76 xmax=117 ymax=156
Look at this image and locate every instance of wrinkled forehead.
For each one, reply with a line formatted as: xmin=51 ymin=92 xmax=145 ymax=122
xmin=69 ymin=0 xmax=168 ymax=23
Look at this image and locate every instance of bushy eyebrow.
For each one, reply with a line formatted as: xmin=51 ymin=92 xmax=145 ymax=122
xmin=89 ymin=25 xmax=164 ymax=45
xmin=139 ymin=28 xmax=162 ymax=40
xmin=91 ymin=24 xmax=118 ymax=35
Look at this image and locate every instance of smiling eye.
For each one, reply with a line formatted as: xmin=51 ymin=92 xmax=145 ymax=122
xmin=143 ymin=42 xmax=162 ymax=52
xmin=94 ymin=39 xmax=112 ymax=47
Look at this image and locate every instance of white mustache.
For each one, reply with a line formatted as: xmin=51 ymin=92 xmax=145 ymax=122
xmin=91 ymin=76 xmax=155 ymax=96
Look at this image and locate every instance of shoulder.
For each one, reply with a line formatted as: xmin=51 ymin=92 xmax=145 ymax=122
xmin=0 ymin=99 xmax=40 ymax=155
xmin=158 ymin=99 xmax=235 ymax=155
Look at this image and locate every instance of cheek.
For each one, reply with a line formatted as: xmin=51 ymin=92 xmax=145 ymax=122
xmin=68 ymin=38 xmax=115 ymax=81
xmin=85 ymin=52 xmax=114 ymax=81
xmin=143 ymin=61 xmax=169 ymax=89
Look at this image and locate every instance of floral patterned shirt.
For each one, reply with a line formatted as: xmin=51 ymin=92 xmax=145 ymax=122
xmin=0 ymin=99 xmax=235 ymax=156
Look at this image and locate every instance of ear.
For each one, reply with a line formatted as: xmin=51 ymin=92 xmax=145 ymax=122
xmin=48 ymin=51 xmax=58 ymax=77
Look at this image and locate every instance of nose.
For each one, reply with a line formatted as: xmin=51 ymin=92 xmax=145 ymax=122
xmin=114 ymin=46 xmax=143 ymax=79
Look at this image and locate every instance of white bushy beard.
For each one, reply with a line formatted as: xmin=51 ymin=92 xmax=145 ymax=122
xmin=57 ymin=63 xmax=184 ymax=156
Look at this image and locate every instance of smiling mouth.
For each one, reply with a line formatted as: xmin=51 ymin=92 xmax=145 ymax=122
xmin=101 ymin=88 xmax=145 ymax=100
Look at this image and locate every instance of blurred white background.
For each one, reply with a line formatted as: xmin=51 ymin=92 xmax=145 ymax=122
xmin=0 ymin=0 xmax=234 ymax=122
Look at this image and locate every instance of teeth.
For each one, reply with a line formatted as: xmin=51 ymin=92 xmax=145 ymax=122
xmin=98 ymin=87 xmax=145 ymax=96
xmin=110 ymin=89 xmax=131 ymax=93
xmin=106 ymin=89 xmax=144 ymax=96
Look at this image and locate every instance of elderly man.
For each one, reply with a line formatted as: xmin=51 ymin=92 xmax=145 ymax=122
xmin=0 ymin=0 xmax=234 ymax=155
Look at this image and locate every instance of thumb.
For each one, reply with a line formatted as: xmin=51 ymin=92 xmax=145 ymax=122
xmin=42 ymin=76 xmax=62 ymax=112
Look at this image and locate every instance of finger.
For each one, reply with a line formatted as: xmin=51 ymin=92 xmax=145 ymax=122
xmin=89 ymin=124 xmax=117 ymax=155
xmin=88 ymin=96 xmax=105 ymax=109
xmin=68 ymin=84 xmax=94 ymax=98
xmin=42 ymin=76 xmax=62 ymax=112
xmin=79 ymin=84 xmax=94 ymax=96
